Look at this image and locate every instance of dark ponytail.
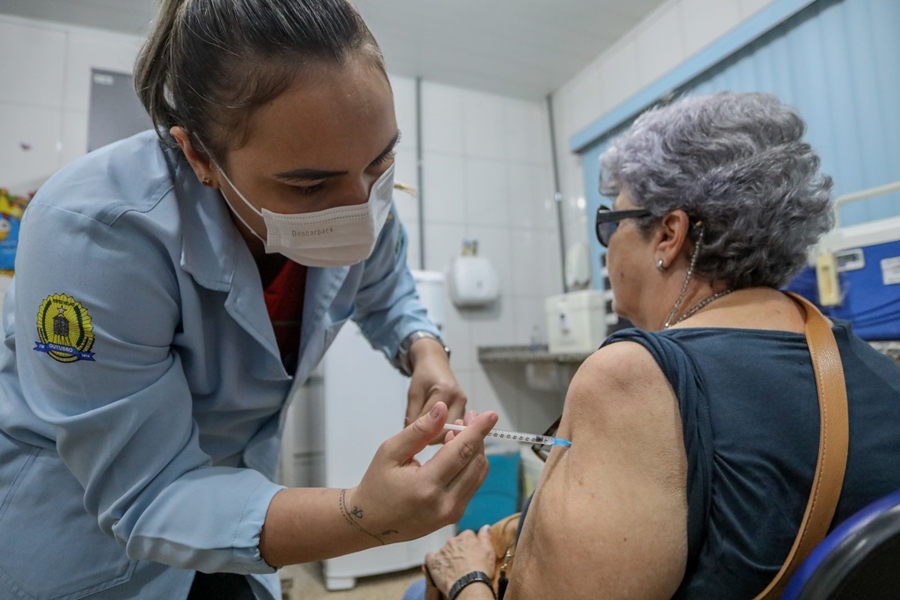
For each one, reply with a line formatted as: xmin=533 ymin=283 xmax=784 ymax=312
xmin=134 ymin=0 xmax=386 ymax=163
xmin=134 ymin=0 xmax=184 ymax=140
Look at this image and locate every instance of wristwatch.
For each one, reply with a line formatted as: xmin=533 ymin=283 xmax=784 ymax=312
xmin=396 ymin=330 xmax=451 ymax=376
xmin=449 ymin=571 xmax=495 ymax=600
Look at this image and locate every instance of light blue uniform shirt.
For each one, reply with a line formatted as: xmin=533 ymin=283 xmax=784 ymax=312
xmin=0 ymin=131 xmax=439 ymax=600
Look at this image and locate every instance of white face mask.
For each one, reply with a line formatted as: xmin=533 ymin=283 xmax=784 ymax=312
xmin=216 ymin=164 xmax=395 ymax=268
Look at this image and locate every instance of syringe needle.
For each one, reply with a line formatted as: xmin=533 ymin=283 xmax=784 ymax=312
xmin=443 ymin=423 xmax=571 ymax=447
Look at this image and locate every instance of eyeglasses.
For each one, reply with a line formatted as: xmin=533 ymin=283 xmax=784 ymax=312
xmin=531 ymin=416 xmax=562 ymax=463
xmin=595 ymin=205 xmax=652 ymax=248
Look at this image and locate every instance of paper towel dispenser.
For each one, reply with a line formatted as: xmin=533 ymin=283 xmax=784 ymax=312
xmin=447 ymin=255 xmax=500 ymax=308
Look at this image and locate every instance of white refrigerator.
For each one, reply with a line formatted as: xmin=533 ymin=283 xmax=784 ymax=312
xmin=280 ymin=271 xmax=453 ymax=590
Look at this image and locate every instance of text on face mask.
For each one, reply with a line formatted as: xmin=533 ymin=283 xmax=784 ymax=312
xmin=292 ymin=227 xmax=335 ymax=238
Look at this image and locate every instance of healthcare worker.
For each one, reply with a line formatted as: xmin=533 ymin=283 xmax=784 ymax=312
xmin=0 ymin=1 xmax=498 ymax=598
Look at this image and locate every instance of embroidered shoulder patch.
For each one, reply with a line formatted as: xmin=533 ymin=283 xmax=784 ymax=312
xmin=34 ymin=294 xmax=95 ymax=363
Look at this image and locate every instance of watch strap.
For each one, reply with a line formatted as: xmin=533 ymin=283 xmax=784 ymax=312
xmin=449 ymin=570 xmax=495 ymax=600
xmin=396 ymin=331 xmax=449 ymax=376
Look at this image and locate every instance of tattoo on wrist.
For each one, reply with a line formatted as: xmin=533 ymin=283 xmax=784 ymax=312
xmin=339 ymin=489 xmax=388 ymax=546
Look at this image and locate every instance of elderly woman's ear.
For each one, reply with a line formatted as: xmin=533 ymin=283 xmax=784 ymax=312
xmin=654 ymin=209 xmax=694 ymax=271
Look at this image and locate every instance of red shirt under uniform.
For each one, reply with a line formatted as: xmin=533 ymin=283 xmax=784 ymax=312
xmin=263 ymin=260 xmax=307 ymax=375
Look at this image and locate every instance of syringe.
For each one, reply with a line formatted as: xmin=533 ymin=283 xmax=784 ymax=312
xmin=443 ymin=423 xmax=571 ymax=447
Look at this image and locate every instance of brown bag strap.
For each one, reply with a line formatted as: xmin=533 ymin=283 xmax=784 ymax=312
xmin=752 ymin=292 xmax=850 ymax=599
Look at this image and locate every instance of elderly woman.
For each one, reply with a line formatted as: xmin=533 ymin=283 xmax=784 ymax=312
xmin=417 ymin=92 xmax=900 ymax=599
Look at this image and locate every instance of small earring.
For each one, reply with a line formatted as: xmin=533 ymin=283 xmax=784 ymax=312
xmin=656 ymin=259 xmax=666 ymax=271
xmin=201 ymin=177 xmax=213 ymax=187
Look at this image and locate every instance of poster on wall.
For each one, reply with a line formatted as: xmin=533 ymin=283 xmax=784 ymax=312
xmin=0 ymin=189 xmax=31 ymax=275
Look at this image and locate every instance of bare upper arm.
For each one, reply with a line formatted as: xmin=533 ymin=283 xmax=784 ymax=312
xmin=507 ymin=341 xmax=689 ymax=600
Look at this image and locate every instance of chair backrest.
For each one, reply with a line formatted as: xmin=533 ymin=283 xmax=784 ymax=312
xmin=782 ymin=489 xmax=900 ymax=600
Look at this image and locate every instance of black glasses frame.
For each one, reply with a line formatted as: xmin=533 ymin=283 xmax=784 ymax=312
xmin=595 ymin=206 xmax=652 ymax=248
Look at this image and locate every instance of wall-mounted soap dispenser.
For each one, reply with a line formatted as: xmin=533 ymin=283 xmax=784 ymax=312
xmin=446 ymin=239 xmax=500 ymax=309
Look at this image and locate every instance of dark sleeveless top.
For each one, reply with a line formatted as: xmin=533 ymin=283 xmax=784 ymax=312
xmin=599 ymin=322 xmax=900 ymax=598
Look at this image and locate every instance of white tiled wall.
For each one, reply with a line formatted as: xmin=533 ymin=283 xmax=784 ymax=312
xmin=394 ymin=79 xmax=563 ymax=428
xmin=0 ymin=14 xmax=564 ymax=432
xmin=0 ymin=15 xmax=143 ymax=195
xmin=550 ymin=0 xmax=780 ymax=251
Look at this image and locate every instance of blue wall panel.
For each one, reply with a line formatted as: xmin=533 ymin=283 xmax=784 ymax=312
xmin=579 ymin=0 xmax=900 ymax=289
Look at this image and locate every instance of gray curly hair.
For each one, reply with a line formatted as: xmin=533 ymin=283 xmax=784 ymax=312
xmin=599 ymin=91 xmax=834 ymax=289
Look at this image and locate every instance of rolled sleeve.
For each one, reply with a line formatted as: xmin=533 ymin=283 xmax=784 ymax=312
xmin=231 ymin=479 xmax=285 ymax=573
xmin=123 ymin=468 xmax=284 ymax=574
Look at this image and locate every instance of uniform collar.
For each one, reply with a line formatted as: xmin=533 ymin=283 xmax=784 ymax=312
xmin=169 ymin=152 xmax=285 ymax=364
xmin=168 ymin=147 xmax=354 ymax=379
xmin=172 ymin=156 xmax=241 ymax=292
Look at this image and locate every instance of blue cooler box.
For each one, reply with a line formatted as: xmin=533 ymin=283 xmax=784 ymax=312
xmin=457 ymin=452 xmax=519 ymax=532
xmin=787 ymin=216 xmax=900 ymax=340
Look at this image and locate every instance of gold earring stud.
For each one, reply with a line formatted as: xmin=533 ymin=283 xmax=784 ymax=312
xmin=201 ymin=177 xmax=212 ymax=187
